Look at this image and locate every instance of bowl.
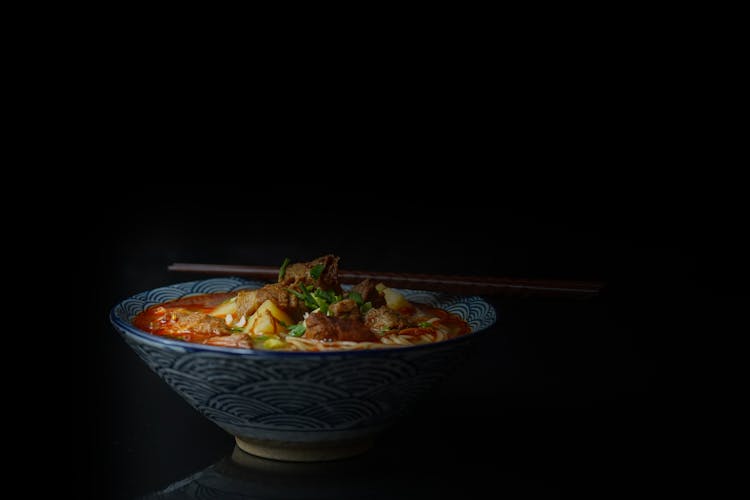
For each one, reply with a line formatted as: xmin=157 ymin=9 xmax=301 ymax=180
xmin=110 ymin=277 xmax=497 ymax=461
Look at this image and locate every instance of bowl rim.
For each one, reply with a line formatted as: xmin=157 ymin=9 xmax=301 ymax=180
xmin=109 ymin=277 xmax=497 ymax=358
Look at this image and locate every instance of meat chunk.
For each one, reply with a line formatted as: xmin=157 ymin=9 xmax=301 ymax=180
xmin=350 ymin=279 xmax=386 ymax=307
xmin=328 ymin=298 xmax=360 ymax=320
xmin=234 ymin=283 xmax=306 ymax=321
xmin=173 ymin=310 xmax=230 ymax=336
xmin=280 ymin=255 xmax=341 ymax=292
xmin=364 ymin=306 xmax=406 ymax=333
xmin=304 ymin=312 xmax=378 ymax=342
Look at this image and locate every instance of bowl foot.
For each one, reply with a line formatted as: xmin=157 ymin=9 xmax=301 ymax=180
xmin=234 ymin=435 xmax=373 ymax=462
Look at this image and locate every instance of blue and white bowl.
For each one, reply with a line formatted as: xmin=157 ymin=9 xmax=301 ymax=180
xmin=110 ymin=278 xmax=497 ymax=461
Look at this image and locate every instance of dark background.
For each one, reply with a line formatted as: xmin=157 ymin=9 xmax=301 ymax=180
xmin=69 ymin=185 xmax=741 ymax=498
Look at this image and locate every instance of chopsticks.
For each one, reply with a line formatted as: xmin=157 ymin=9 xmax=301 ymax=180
xmin=168 ymin=263 xmax=604 ymax=299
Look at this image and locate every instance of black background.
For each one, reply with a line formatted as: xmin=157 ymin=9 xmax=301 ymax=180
xmin=68 ymin=183 xmax=741 ymax=498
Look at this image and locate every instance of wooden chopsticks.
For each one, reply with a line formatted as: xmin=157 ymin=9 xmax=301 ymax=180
xmin=168 ymin=263 xmax=604 ymax=299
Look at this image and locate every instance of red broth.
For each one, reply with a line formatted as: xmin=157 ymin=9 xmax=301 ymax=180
xmin=133 ymin=291 xmax=470 ymax=350
xmin=133 ymin=293 xmax=233 ymax=344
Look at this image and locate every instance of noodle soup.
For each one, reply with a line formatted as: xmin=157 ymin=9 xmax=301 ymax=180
xmin=133 ymin=255 xmax=471 ymax=351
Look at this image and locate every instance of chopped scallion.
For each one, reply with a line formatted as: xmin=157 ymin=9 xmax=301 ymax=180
xmin=309 ymin=264 xmax=325 ymax=280
xmin=314 ymin=288 xmax=336 ymax=304
xmin=313 ymin=295 xmax=329 ymax=315
xmin=294 ymin=283 xmax=318 ymax=310
xmin=348 ymin=291 xmax=363 ymax=305
xmin=288 ymin=322 xmax=306 ymax=337
xmin=278 ymin=257 xmax=291 ymax=281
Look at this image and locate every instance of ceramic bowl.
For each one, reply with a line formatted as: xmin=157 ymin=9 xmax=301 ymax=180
xmin=110 ymin=278 xmax=496 ymax=461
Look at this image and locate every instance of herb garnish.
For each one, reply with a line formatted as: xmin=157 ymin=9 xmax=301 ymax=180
xmin=309 ymin=263 xmax=325 ymax=280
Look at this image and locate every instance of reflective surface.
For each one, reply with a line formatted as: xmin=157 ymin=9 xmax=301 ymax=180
xmin=143 ymin=443 xmax=497 ymax=499
xmin=88 ymin=294 xmax=657 ymax=499
xmin=75 ymin=200 xmax=686 ymax=499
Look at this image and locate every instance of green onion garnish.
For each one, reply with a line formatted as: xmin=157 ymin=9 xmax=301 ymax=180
xmin=278 ymin=257 xmax=290 ymax=281
xmin=314 ymin=288 xmax=336 ymax=304
xmin=313 ymin=295 xmax=329 ymax=315
xmin=348 ymin=291 xmax=363 ymax=305
xmin=309 ymin=264 xmax=325 ymax=280
xmin=298 ymin=283 xmax=318 ymax=310
xmin=288 ymin=322 xmax=306 ymax=337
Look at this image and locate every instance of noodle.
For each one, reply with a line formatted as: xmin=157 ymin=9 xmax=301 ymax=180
xmin=285 ymin=336 xmax=394 ymax=351
xmin=133 ymin=255 xmax=472 ymax=351
xmin=282 ymin=331 xmax=455 ymax=351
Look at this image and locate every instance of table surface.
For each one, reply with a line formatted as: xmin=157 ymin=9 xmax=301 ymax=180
xmin=72 ymin=199 xmax=716 ymax=499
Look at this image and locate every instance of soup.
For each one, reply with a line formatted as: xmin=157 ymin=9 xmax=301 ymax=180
xmin=133 ymin=255 xmax=471 ymax=351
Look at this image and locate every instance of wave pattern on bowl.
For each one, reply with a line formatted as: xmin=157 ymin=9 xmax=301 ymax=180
xmin=121 ymin=337 xmax=470 ymax=437
xmin=111 ymin=278 xmax=496 ymax=441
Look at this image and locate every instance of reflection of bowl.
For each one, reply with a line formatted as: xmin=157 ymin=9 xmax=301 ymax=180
xmin=110 ymin=278 xmax=496 ymax=461
xmin=143 ymin=445 xmax=425 ymax=499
